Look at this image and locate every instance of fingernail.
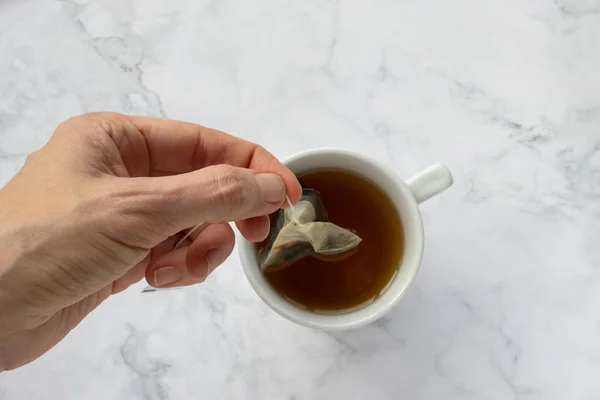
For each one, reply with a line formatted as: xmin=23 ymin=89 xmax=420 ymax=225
xmin=205 ymin=248 xmax=228 ymax=275
xmin=154 ymin=266 xmax=181 ymax=287
xmin=256 ymin=173 xmax=285 ymax=203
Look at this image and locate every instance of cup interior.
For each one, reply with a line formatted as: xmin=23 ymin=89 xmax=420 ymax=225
xmin=239 ymin=148 xmax=424 ymax=330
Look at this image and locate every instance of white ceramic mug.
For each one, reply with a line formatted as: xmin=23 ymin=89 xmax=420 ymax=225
xmin=238 ymin=149 xmax=453 ymax=331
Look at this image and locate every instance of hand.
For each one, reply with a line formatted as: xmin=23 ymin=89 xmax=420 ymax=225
xmin=0 ymin=113 xmax=301 ymax=371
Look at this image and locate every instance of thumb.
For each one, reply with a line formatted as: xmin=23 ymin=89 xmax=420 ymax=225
xmin=145 ymin=164 xmax=287 ymax=233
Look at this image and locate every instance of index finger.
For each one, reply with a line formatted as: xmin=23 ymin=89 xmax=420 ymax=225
xmin=127 ymin=115 xmax=302 ymax=204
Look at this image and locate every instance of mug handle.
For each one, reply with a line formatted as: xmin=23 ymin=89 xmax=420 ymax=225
xmin=406 ymin=163 xmax=453 ymax=204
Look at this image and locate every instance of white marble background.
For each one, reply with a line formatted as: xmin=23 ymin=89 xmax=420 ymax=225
xmin=1 ymin=0 xmax=600 ymax=399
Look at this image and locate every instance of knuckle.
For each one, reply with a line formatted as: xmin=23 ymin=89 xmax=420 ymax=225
xmin=57 ymin=114 xmax=85 ymax=129
xmin=92 ymin=180 xmax=173 ymax=246
xmin=211 ymin=166 xmax=252 ymax=213
xmin=54 ymin=114 xmax=94 ymax=137
xmin=85 ymin=111 xmax=123 ymax=120
xmin=54 ymin=112 xmax=124 ymax=138
xmin=24 ymin=149 xmax=41 ymax=165
xmin=79 ymin=112 xmax=123 ymax=125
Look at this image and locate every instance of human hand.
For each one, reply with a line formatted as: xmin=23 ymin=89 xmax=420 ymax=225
xmin=0 ymin=113 xmax=301 ymax=371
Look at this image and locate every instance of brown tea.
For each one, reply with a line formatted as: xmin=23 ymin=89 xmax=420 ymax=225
xmin=258 ymin=169 xmax=403 ymax=313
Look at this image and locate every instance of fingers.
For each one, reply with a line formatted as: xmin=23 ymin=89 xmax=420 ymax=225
xmin=139 ymin=164 xmax=287 ymax=235
xmin=186 ymin=223 xmax=235 ymax=279
xmin=145 ymin=222 xmax=235 ymax=288
xmin=125 ymin=115 xmax=302 ymax=205
xmin=235 ymin=216 xmax=271 ymax=242
xmin=111 ymin=254 xmax=151 ymax=294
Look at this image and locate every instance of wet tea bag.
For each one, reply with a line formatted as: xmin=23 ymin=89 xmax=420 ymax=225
xmin=259 ymin=187 xmax=362 ymax=272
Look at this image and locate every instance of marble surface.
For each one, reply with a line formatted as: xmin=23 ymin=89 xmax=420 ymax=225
xmin=1 ymin=0 xmax=600 ymax=398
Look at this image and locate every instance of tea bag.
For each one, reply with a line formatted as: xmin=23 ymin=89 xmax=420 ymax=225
xmin=259 ymin=187 xmax=362 ymax=272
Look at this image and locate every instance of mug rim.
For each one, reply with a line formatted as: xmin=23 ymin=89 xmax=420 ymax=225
xmin=238 ymin=148 xmax=424 ymax=330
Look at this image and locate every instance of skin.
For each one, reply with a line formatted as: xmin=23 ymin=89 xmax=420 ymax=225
xmin=0 ymin=112 xmax=302 ymax=371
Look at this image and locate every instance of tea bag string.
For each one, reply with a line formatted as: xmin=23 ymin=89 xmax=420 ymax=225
xmin=287 ymin=196 xmax=298 ymax=222
xmin=174 ymin=222 xmax=207 ymax=249
xmin=141 ymin=222 xmax=207 ymax=293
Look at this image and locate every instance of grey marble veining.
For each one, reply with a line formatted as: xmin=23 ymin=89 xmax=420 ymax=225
xmin=1 ymin=0 xmax=600 ymax=399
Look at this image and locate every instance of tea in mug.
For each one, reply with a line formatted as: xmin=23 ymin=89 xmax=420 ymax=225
xmin=257 ymin=169 xmax=403 ymax=313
